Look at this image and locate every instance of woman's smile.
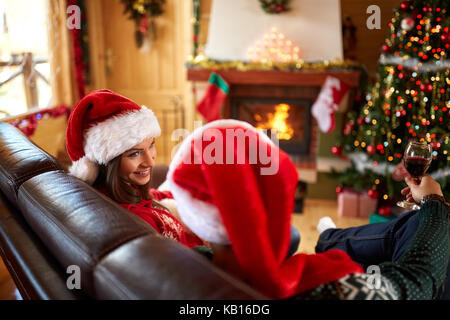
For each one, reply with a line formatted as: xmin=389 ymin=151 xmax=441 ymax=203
xmin=134 ymin=169 xmax=151 ymax=178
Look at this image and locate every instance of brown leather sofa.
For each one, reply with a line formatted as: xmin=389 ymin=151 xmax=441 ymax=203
xmin=0 ymin=123 xmax=266 ymax=300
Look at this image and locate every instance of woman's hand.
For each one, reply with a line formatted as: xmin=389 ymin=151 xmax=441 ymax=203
xmin=401 ymin=175 xmax=443 ymax=204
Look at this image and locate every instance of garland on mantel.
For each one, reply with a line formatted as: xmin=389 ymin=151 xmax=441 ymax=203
xmin=186 ymin=54 xmax=363 ymax=72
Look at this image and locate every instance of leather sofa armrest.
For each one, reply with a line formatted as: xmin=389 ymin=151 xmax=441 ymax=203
xmin=0 ymin=194 xmax=87 ymax=300
xmin=0 ymin=123 xmax=61 ymax=205
xmin=93 ymin=234 xmax=267 ymax=300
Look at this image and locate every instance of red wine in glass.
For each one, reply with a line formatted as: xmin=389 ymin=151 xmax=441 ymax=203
xmin=404 ymin=156 xmax=431 ymax=179
xmin=397 ymin=141 xmax=432 ymax=210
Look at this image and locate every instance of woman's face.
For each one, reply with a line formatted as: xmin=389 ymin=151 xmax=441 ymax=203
xmin=119 ymin=137 xmax=156 ymax=186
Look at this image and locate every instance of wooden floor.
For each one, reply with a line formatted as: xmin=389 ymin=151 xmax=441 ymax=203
xmin=0 ymin=256 xmax=17 ymax=300
xmin=0 ymin=198 xmax=369 ymax=300
xmin=292 ymin=198 xmax=369 ymax=254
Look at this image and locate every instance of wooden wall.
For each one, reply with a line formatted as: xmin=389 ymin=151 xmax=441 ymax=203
xmin=340 ymin=0 xmax=404 ymax=78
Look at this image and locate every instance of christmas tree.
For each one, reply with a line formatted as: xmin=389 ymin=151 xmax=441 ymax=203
xmin=331 ymin=0 xmax=449 ymax=212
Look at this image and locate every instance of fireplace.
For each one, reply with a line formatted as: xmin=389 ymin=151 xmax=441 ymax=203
xmin=187 ymin=68 xmax=361 ymax=171
xmin=230 ymin=98 xmax=312 ymax=158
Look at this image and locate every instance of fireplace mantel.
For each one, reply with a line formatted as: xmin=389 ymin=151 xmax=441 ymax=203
xmin=187 ymin=68 xmax=361 ymax=88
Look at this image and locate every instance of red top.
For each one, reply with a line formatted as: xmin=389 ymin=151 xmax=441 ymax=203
xmin=98 ymin=188 xmax=203 ymax=248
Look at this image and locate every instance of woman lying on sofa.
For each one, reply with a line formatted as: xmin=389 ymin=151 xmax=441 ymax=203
xmin=65 ymin=89 xmax=205 ymax=248
xmin=166 ymin=119 xmax=449 ymax=300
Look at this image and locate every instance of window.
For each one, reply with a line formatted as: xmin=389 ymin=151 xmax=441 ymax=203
xmin=0 ymin=0 xmax=51 ymax=119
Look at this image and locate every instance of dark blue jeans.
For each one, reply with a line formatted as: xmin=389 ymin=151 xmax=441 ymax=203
xmin=194 ymin=225 xmax=301 ymax=260
xmin=315 ymin=211 xmax=450 ymax=300
xmin=288 ymin=225 xmax=301 ymax=258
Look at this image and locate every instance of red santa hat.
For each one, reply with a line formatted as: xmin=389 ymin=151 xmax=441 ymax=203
xmin=66 ymin=89 xmax=161 ymax=184
xmin=167 ymin=119 xmax=363 ymax=299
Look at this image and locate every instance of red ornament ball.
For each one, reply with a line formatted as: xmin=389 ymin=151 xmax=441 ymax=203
xmin=366 ymin=145 xmax=376 ymax=155
xmin=343 ymin=123 xmax=353 ymax=135
xmin=422 ymin=5 xmax=432 ymax=13
xmin=420 ymin=82 xmax=433 ymax=93
xmin=382 ymin=44 xmax=391 ymax=53
xmin=401 ymin=17 xmax=415 ymax=31
xmin=336 ymin=186 xmax=343 ymax=194
xmin=441 ymin=32 xmax=450 ymax=44
xmin=332 ymin=146 xmax=342 ymax=156
xmin=378 ymin=206 xmax=392 ymax=217
xmin=368 ymin=189 xmax=379 ymax=199
xmin=430 ymin=140 xmax=441 ymax=150
xmin=400 ymin=1 xmax=411 ymax=11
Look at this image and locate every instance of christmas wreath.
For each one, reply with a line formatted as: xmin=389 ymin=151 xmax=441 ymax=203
xmin=259 ymin=0 xmax=290 ymax=14
xmin=121 ymin=0 xmax=166 ymax=49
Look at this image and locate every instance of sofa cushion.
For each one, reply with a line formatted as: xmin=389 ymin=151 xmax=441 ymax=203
xmin=0 ymin=194 xmax=87 ymax=300
xmin=93 ymin=234 xmax=266 ymax=299
xmin=17 ymin=170 xmax=156 ymax=297
xmin=0 ymin=123 xmax=61 ymax=205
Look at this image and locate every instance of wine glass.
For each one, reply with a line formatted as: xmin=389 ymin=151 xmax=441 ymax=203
xmin=397 ymin=140 xmax=432 ymax=210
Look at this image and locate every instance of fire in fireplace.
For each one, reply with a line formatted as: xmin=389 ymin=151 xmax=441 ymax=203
xmin=254 ymin=103 xmax=294 ymax=140
xmin=230 ymin=98 xmax=312 ymax=156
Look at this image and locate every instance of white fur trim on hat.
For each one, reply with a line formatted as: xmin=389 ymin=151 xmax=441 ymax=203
xmin=167 ymin=119 xmax=274 ymax=244
xmin=168 ymin=178 xmax=230 ymax=244
xmin=84 ymin=106 xmax=161 ymax=165
xmin=69 ymin=155 xmax=99 ymax=185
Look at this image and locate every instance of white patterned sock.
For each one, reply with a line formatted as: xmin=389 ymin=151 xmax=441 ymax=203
xmin=317 ymin=216 xmax=337 ymax=234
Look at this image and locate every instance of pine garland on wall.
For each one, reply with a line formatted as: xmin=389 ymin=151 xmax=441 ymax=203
xmin=258 ymin=0 xmax=290 ymax=14
xmin=120 ymin=0 xmax=166 ymax=51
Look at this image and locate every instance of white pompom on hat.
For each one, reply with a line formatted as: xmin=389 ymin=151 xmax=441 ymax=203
xmin=66 ymin=89 xmax=161 ymax=184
